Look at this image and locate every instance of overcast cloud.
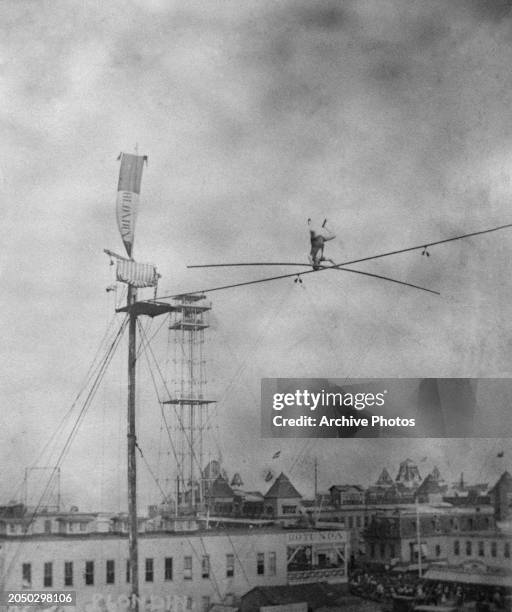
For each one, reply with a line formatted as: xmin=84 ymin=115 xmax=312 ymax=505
xmin=2 ymin=1 xmax=512 ymax=511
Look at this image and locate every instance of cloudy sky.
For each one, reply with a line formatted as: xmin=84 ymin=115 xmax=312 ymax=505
xmin=2 ymin=0 xmax=512 ymax=511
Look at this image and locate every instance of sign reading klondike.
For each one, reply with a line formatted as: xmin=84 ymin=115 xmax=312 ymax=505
xmin=116 ymin=152 xmax=148 ymax=258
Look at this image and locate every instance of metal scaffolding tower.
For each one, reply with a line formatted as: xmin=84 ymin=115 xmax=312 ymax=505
xmin=164 ymin=294 xmax=215 ymax=514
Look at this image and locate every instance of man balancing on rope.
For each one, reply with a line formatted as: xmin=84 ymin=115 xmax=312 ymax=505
xmin=308 ymin=218 xmax=336 ymax=269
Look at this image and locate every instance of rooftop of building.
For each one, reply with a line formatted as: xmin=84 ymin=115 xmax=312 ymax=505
xmin=241 ymin=582 xmax=353 ymax=612
xmin=0 ymin=525 xmax=347 ymax=542
xmin=391 ymin=504 xmax=495 ymax=516
xmin=329 ymin=484 xmax=365 ymax=492
xmin=265 ymin=473 xmax=302 ymax=499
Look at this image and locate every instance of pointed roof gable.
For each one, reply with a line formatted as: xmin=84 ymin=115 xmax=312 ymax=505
xmin=207 ymin=475 xmax=234 ymax=499
xmin=203 ymin=459 xmax=222 ymax=480
xmin=416 ymin=473 xmax=447 ymax=497
xmin=489 ymin=471 xmax=512 ymax=494
xmin=396 ymin=458 xmax=422 ymax=486
xmin=230 ymin=472 xmax=244 ymax=488
xmin=376 ymin=468 xmax=394 ymax=486
xmin=430 ymin=466 xmax=441 ymax=482
xmin=264 ymin=473 xmax=302 ymax=499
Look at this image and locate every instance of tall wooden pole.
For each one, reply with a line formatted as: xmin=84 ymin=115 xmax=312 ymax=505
xmin=416 ymin=498 xmax=422 ymax=578
xmin=127 ymin=283 xmax=139 ymax=610
xmin=314 ymin=456 xmax=318 ymax=501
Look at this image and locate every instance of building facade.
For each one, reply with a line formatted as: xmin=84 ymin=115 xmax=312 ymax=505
xmin=364 ymin=506 xmax=497 ymax=568
xmin=0 ymin=528 xmax=348 ymax=611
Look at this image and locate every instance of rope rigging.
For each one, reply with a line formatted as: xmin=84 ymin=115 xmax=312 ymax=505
xmin=133 ymin=428 xmax=230 ymax=602
xmin=136 ymin=319 xmax=183 ymax=495
xmin=201 ymin=282 xmax=297 ymax=444
xmin=26 ymin=311 xmax=126 ymax=475
xmin=135 ymin=440 xmax=171 ymax=504
xmin=186 ymin=223 xmax=512 ymax=270
xmin=2 ymin=310 xmax=127 ymax=508
xmin=149 ymin=222 xmax=512 ymax=300
xmin=1 ymin=315 xmax=129 ymax=584
xmin=136 ymin=320 xmax=205 ymax=499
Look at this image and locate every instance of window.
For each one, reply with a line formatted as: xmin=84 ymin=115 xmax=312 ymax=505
xmin=44 ymin=562 xmax=53 ymax=587
xmin=106 ymin=560 xmax=115 ymax=584
xmin=22 ymin=563 xmax=31 ymax=587
xmin=184 ymin=556 xmax=192 ymax=580
xmin=379 ymin=543 xmax=385 ymax=559
xmin=454 ymin=540 xmax=460 ymax=556
xmin=348 ymin=516 xmax=353 ymax=529
xmin=165 ymin=557 xmax=173 ymax=581
xmin=435 ymin=545 xmax=441 ymax=557
xmin=44 ymin=520 xmax=52 ymax=534
xmin=186 ymin=597 xmax=193 ymax=610
xmin=465 ymin=541 xmax=472 ymax=556
xmin=505 ymin=543 xmax=510 ymax=559
xmin=80 ymin=522 xmax=86 ymax=532
xmin=202 ymin=555 xmax=210 ymax=579
xmin=64 ymin=562 xmax=73 ymax=587
xmin=201 ymin=596 xmax=210 ymax=612
xmin=126 ymin=560 xmax=130 ymax=583
xmin=145 ymin=558 xmax=154 ymax=582
xmin=389 ymin=545 xmax=396 ymax=559
xmin=282 ymin=505 xmax=296 ymax=514
xmin=356 ymin=516 xmax=362 ymax=528
xmin=370 ymin=543 xmax=376 ymax=558
xmin=478 ymin=541 xmax=484 ymax=557
xmin=85 ymin=561 xmax=94 ymax=585
xmin=257 ymin=553 xmax=265 ymax=575
xmin=491 ymin=541 xmax=497 ymax=558
xmin=226 ymin=554 xmax=234 ymax=578
xmin=268 ymin=552 xmax=276 ymax=576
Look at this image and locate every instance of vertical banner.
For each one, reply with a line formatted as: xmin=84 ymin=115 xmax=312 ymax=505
xmin=116 ymin=152 xmax=148 ymax=257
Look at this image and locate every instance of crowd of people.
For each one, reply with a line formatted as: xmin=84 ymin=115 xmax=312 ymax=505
xmin=349 ymin=569 xmax=510 ymax=610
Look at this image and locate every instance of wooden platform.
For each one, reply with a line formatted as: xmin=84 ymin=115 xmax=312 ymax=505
xmin=116 ymin=300 xmax=174 ymax=317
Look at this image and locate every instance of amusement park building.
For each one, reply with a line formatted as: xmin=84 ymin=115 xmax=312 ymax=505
xmin=0 ymin=528 xmax=348 ymax=611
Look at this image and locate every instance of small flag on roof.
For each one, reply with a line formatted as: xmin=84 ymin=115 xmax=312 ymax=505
xmin=272 ymin=451 xmax=281 ymax=459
